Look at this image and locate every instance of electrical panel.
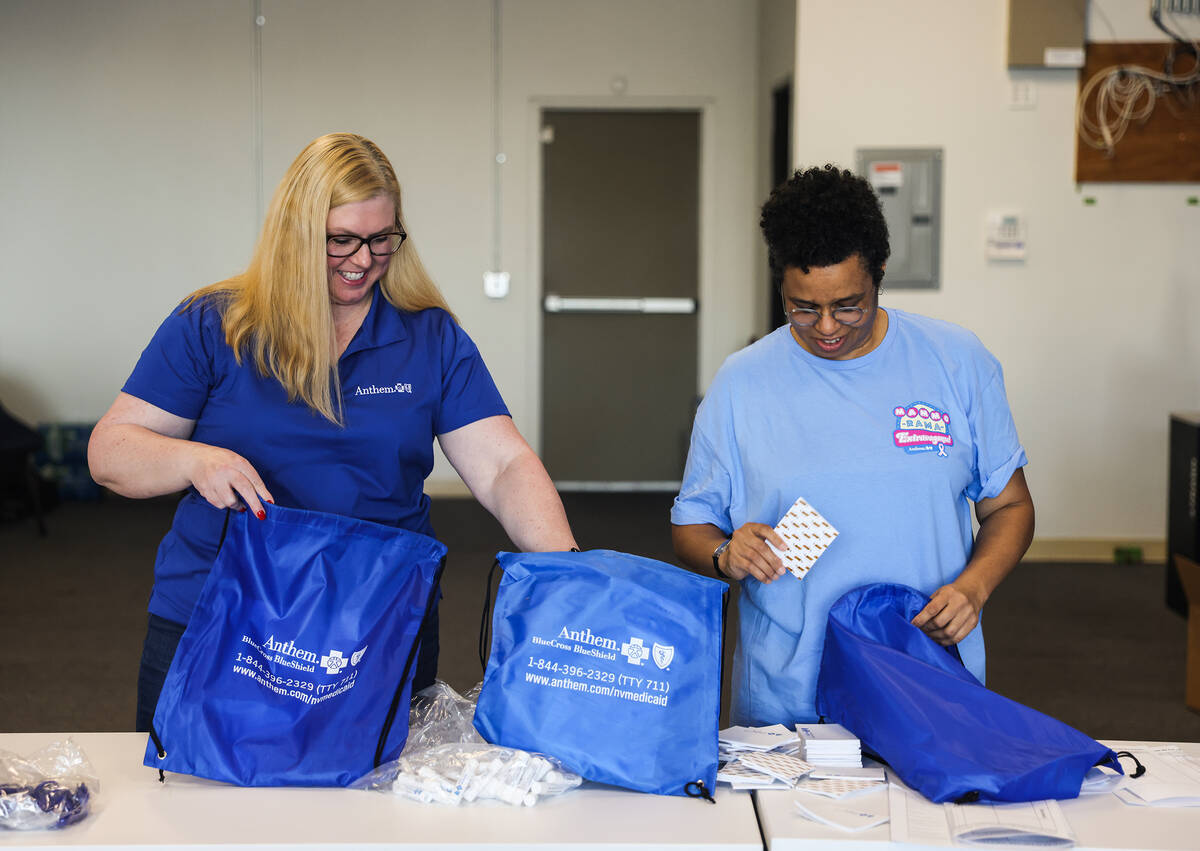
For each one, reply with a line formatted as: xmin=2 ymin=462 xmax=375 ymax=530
xmin=855 ymin=148 xmax=943 ymax=290
xmin=1007 ymin=0 xmax=1085 ymax=68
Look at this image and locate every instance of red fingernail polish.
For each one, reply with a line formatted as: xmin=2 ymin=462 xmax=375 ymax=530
xmin=256 ymin=510 xmax=266 ymax=520
xmin=237 ymin=507 xmax=246 ymax=513
xmin=266 ymin=499 xmax=274 ymax=504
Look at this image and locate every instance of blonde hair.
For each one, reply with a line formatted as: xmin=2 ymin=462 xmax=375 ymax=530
xmin=190 ymin=133 xmax=453 ymax=424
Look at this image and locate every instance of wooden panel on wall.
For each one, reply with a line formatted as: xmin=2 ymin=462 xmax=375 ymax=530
xmin=1075 ymin=42 xmax=1200 ymax=182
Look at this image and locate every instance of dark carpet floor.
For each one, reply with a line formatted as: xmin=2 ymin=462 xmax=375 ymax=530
xmin=2 ymin=494 xmax=1199 ymax=743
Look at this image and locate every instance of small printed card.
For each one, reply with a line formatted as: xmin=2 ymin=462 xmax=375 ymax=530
xmin=738 ymin=751 xmax=815 ymax=783
xmin=719 ymin=724 xmax=800 ymax=752
xmin=717 ymin=760 xmax=790 ymax=789
xmin=767 ymin=496 xmax=839 ymax=580
xmin=794 ymin=776 xmax=886 ymax=799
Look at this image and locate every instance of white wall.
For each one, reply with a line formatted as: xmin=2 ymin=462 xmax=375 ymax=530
xmin=6 ymin=0 xmax=1194 ymax=545
xmin=792 ymin=0 xmax=1200 ymax=543
xmin=0 ymin=0 xmax=256 ymax=421
xmin=0 ymin=0 xmax=759 ymax=488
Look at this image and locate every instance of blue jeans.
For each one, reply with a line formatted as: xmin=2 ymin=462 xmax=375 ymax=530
xmin=135 ymin=607 xmax=440 ymax=732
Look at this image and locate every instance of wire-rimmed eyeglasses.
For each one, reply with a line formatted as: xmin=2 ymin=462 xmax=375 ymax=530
xmin=326 ymin=231 xmax=407 ymax=258
xmin=785 ymin=305 xmax=869 ymax=328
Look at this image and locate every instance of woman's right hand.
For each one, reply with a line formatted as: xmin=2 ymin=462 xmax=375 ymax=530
xmin=89 ymin=392 xmax=273 ymax=516
xmin=721 ymin=523 xmax=788 ymax=583
xmin=185 ymin=443 xmax=274 ymax=518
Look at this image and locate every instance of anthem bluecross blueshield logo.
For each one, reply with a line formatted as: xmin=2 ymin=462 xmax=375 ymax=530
xmin=555 ymin=625 xmax=676 ymax=669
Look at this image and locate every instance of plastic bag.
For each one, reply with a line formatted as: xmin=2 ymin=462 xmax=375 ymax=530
xmin=355 ymin=742 xmax=581 ymax=806
xmin=0 ymin=739 xmax=97 ymax=830
xmin=353 ymin=680 xmax=582 ymax=806
xmin=403 ymin=680 xmax=485 ymax=753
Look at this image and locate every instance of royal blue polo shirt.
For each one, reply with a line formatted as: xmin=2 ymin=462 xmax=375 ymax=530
xmin=123 ymin=287 xmax=509 ymax=625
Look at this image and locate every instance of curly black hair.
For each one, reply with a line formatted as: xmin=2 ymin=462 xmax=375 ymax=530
xmin=760 ymin=165 xmax=890 ymax=290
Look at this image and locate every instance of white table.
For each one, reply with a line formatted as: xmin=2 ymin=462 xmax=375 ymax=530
xmin=754 ymin=740 xmax=1200 ymax=850
xmin=0 ymin=732 xmax=762 ymax=850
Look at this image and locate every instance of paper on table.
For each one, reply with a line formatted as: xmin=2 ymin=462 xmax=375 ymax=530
xmin=716 ymin=760 xmax=790 ymax=789
xmin=1110 ymin=745 xmax=1200 ymax=806
xmin=794 ymin=776 xmax=886 ymax=799
xmin=887 ymin=783 xmax=1075 ymax=847
xmin=738 ymin=751 xmax=814 ymax=784
xmin=793 ymin=786 xmax=889 ymax=832
xmin=766 ymin=496 xmax=839 ymax=580
xmin=888 ymin=783 xmax=954 ymax=846
xmin=946 ymin=798 xmax=1075 ymax=847
xmin=810 ymin=766 xmax=886 ymax=782
xmin=718 ymin=724 xmax=799 ymax=751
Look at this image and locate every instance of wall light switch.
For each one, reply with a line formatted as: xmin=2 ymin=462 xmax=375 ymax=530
xmin=484 ymin=271 xmax=510 ymax=299
xmin=1008 ymin=80 xmax=1037 ymax=110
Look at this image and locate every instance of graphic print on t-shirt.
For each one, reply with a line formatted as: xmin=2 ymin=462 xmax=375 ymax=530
xmin=892 ymin=402 xmax=954 ymax=456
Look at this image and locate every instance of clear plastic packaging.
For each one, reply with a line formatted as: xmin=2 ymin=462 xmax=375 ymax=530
xmin=0 ymin=739 xmax=97 ymax=830
xmin=353 ymin=680 xmax=582 ymax=806
xmin=403 ymin=680 xmax=485 ymax=752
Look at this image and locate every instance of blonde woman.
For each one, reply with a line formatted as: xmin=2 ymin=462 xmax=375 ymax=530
xmin=89 ymin=133 xmax=578 ymax=731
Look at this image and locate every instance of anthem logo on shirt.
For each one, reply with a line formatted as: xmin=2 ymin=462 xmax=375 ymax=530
xmin=352 ymin=381 xmax=413 ymax=396
xmin=892 ymin=402 xmax=954 ymax=457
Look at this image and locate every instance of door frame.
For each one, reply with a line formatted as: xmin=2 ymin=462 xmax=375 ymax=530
xmin=526 ymin=96 xmax=715 ymax=462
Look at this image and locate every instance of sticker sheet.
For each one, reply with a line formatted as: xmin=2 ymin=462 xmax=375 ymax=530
xmin=738 ymin=751 xmax=814 ymax=783
xmin=766 ymin=496 xmax=839 ymax=580
xmin=794 ymin=776 xmax=886 ymax=799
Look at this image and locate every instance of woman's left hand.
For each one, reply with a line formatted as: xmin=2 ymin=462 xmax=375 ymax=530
xmin=910 ymin=582 xmax=981 ymax=646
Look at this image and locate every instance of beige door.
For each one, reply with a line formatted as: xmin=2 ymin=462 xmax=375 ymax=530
xmin=541 ymin=109 xmax=700 ymax=489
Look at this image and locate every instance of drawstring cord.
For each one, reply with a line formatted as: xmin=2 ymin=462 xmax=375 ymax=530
xmin=148 ymin=727 xmax=167 ymax=783
xmin=1115 ymin=750 xmax=1146 ymax=779
xmin=685 ymin=779 xmax=715 ymax=803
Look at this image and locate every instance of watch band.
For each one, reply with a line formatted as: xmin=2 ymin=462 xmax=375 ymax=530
xmin=712 ymin=538 xmax=732 ymax=577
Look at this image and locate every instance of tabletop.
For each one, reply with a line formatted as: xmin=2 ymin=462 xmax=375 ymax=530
xmin=0 ymin=732 xmax=762 ymax=851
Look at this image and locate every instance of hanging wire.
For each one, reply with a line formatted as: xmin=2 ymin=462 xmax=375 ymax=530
xmin=1075 ymin=7 xmax=1200 ymax=157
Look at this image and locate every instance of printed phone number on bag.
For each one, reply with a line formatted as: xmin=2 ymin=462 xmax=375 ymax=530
xmin=232 ymin=652 xmax=357 ymax=704
xmin=527 ymin=656 xmax=617 ymax=684
xmin=524 ymin=657 xmax=669 ymax=706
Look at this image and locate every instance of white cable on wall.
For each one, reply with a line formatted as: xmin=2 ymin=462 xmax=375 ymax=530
xmin=1077 ymin=4 xmax=1200 ymax=157
xmin=1075 ymin=46 xmax=1199 ymax=156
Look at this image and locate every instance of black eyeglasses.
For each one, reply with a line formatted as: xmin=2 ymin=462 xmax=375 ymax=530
xmin=326 ymin=230 xmax=407 ymax=257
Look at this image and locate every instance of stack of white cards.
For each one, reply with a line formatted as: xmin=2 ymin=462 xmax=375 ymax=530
xmin=717 ymin=725 xmax=810 ymax=790
xmin=719 ymin=724 xmax=800 ymax=754
xmin=796 ymin=723 xmax=862 ymax=768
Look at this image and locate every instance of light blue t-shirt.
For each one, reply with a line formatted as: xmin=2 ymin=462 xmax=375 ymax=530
xmin=670 ymin=309 xmax=1027 ymax=725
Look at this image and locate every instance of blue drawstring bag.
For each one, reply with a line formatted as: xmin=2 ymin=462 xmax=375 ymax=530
xmin=144 ymin=504 xmax=445 ymax=787
xmin=816 ymin=583 xmax=1129 ymax=803
xmin=473 ymin=550 xmax=727 ymax=798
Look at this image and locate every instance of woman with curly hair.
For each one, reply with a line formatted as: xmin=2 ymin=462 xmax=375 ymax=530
xmin=671 ymin=165 xmax=1033 ymax=726
xmin=89 ymin=133 xmax=578 ymax=730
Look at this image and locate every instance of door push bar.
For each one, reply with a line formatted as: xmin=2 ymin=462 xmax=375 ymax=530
xmin=543 ymin=294 xmax=697 ymax=314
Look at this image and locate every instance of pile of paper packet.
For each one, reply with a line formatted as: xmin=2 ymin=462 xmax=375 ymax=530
xmin=717 ymin=723 xmax=886 ymax=800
